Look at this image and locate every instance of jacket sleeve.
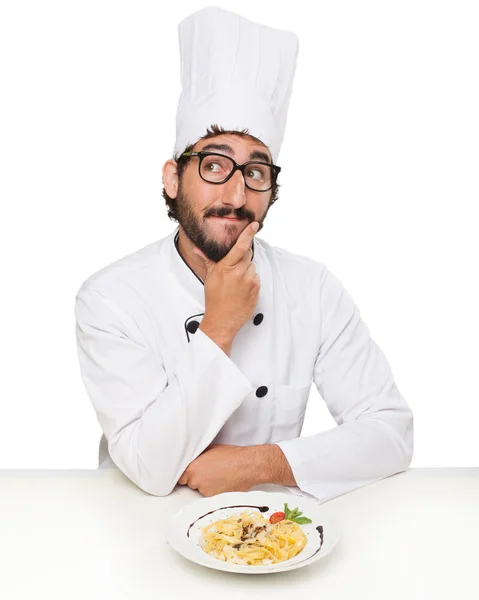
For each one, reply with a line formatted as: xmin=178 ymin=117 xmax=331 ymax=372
xmin=275 ymin=267 xmax=414 ymax=504
xmin=74 ymin=287 xmax=254 ymax=496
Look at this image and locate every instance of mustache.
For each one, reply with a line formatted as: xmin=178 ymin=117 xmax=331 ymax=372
xmin=207 ymin=209 xmax=253 ymax=219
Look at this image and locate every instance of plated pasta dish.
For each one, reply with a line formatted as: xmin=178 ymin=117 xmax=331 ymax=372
xmin=199 ymin=503 xmax=312 ymax=566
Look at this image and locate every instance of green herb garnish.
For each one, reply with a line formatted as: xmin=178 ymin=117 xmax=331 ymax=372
xmin=283 ymin=502 xmax=312 ymax=525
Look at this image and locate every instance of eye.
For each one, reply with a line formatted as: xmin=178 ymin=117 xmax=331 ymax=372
xmin=246 ymin=167 xmax=265 ymax=181
xmin=204 ymin=161 xmax=222 ymax=172
xmin=201 ymin=156 xmax=231 ymax=174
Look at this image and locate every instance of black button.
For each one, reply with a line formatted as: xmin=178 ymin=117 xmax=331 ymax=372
xmin=187 ymin=320 xmax=200 ymax=334
xmin=256 ymin=386 xmax=268 ymax=398
xmin=253 ymin=313 xmax=264 ymax=326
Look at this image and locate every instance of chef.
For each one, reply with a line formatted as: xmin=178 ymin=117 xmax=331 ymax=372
xmin=74 ymin=6 xmax=414 ymax=504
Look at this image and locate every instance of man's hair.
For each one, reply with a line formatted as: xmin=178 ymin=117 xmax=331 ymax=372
xmin=162 ymin=123 xmax=280 ymax=222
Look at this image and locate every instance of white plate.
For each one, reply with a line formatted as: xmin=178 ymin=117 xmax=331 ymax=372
xmin=163 ymin=490 xmax=340 ymax=574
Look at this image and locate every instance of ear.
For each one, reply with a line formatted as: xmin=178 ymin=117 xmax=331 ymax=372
xmin=162 ymin=159 xmax=179 ymax=199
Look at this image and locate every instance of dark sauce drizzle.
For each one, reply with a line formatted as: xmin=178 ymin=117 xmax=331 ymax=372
xmin=290 ymin=525 xmax=324 ymax=566
xmin=187 ymin=505 xmax=325 ymax=567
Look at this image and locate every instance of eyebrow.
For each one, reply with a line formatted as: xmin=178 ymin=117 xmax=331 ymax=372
xmin=200 ymin=143 xmax=272 ymax=164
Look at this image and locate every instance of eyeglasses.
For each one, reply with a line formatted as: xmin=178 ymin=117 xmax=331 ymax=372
xmin=181 ymin=151 xmax=281 ymax=192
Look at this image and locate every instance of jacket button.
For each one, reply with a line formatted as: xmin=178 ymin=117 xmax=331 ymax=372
xmin=256 ymin=386 xmax=268 ymax=398
xmin=253 ymin=313 xmax=264 ymax=326
xmin=187 ymin=320 xmax=200 ymax=334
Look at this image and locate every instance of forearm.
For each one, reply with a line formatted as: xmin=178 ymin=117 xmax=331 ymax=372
xmin=245 ymin=443 xmax=297 ymax=488
xmin=76 ymin=286 xmax=253 ymax=497
xmin=127 ymin=329 xmax=252 ymax=495
xmin=276 ymin=407 xmax=414 ymax=503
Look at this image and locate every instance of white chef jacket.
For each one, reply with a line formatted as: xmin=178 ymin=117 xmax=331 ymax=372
xmin=74 ymin=226 xmax=414 ymax=504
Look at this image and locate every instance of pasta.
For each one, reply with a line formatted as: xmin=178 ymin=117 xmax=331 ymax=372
xmin=199 ymin=509 xmax=308 ymax=565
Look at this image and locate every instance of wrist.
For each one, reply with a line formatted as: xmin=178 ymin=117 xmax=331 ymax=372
xmin=199 ymin=317 xmax=236 ymax=350
xmin=245 ymin=444 xmax=297 ymax=488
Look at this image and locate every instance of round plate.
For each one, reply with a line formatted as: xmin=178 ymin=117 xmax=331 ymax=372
xmin=163 ymin=490 xmax=340 ymax=574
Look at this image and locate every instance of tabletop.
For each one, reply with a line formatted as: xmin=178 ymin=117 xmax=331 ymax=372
xmin=1 ymin=467 xmax=478 ymax=600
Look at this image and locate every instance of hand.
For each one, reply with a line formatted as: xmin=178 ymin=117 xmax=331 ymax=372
xmin=178 ymin=444 xmax=259 ymax=497
xmin=193 ymin=221 xmax=261 ymax=337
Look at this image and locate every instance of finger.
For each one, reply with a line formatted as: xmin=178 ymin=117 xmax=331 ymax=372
xmin=236 ymin=246 xmax=253 ymax=270
xmin=178 ymin=473 xmax=188 ymax=485
xmin=247 ymin=267 xmax=261 ymax=287
xmin=221 ymin=221 xmax=259 ymax=268
xmin=244 ymin=261 xmax=257 ymax=278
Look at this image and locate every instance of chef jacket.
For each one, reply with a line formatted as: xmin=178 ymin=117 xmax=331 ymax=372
xmin=74 ymin=225 xmax=414 ymax=504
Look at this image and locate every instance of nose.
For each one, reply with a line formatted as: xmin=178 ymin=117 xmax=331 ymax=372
xmin=221 ymin=168 xmax=247 ymax=209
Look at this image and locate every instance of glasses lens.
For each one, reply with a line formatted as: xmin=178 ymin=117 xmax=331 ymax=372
xmin=200 ymin=155 xmax=234 ymax=183
xmin=244 ymin=163 xmax=275 ymax=191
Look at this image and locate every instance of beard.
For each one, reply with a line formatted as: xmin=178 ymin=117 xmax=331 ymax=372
xmin=174 ymin=185 xmax=271 ymax=262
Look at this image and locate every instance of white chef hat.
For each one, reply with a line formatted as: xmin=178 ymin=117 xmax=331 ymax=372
xmin=173 ymin=6 xmax=299 ymax=164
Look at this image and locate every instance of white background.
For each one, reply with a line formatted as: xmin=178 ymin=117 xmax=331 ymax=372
xmin=0 ymin=0 xmax=477 ymax=469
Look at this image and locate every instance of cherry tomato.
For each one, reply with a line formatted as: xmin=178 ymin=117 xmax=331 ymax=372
xmin=269 ymin=512 xmax=286 ymax=524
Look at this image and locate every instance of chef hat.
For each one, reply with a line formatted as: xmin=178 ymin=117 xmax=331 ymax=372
xmin=173 ymin=6 xmax=299 ymax=164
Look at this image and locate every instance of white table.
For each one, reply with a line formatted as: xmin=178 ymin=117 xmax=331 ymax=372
xmin=1 ymin=468 xmax=478 ymax=599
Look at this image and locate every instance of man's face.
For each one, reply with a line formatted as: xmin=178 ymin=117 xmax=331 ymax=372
xmin=174 ymin=134 xmax=275 ymax=262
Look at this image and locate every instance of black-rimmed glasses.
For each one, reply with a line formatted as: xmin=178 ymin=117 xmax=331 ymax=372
xmin=181 ymin=151 xmax=281 ymax=192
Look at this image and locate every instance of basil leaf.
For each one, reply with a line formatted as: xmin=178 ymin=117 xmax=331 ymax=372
xmin=291 ymin=517 xmax=312 ymax=525
xmin=284 ymin=503 xmax=291 ymax=519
